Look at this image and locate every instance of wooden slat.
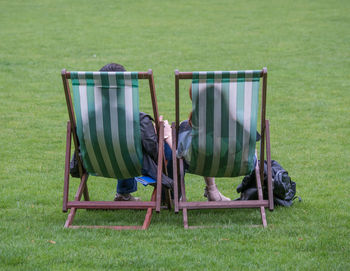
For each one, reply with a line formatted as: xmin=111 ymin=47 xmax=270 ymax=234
xmin=69 ymin=225 xmax=143 ymax=230
xmin=177 ymin=70 xmax=264 ymax=79
xmin=156 ymin=121 xmax=164 ymax=213
xmin=67 ymin=201 xmax=156 ymax=209
xmin=63 ymin=121 xmax=71 ymax=212
xmin=265 ymin=119 xmax=274 ymax=211
xmin=179 ymin=200 xmax=269 ymax=210
xmin=64 ymin=173 xmax=89 ymax=227
xmin=183 ymin=208 xmax=188 ymax=229
xmin=142 ymin=189 xmax=157 ymax=230
xmin=64 ymin=71 xmax=150 ymax=79
xmin=175 ymin=70 xmax=180 ymax=141
xmin=179 ymin=159 xmax=189 ymax=228
xmin=260 ymin=67 xmax=268 ymax=179
xmin=254 ymin=156 xmax=268 ymax=227
xmin=147 ymin=69 xmax=160 ymax=133
xmin=260 ymin=206 xmax=267 ymax=228
xmin=64 ymin=208 xmax=76 ymax=228
xmin=172 ymin=123 xmax=179 ymax=213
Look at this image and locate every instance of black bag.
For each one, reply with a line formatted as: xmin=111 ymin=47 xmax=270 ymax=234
xmin=236 ymin=160 xmax=299 ymax=206
xmin=69 ymin=151 xmax=84 ymax=178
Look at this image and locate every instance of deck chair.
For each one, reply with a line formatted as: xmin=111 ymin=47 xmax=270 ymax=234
xmin=61 ymin=69 xmax=165 ymax=230
xmin=172 ymin=68 xmax=274 ymax=228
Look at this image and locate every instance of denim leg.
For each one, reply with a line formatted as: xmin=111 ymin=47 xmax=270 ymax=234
xmin=116 ymin=142 xmax=172 ymax=194
xmin=164 ymin=142 xmax=173 ymax=178
xmin=116 ymin=178 xmax=138 ymax=194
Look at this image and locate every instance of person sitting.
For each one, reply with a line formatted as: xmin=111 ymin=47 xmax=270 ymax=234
xmin=174 ymin=86 xmax=231 ymax=202
xmin=98 ymin=63 xmax=173 ymax=201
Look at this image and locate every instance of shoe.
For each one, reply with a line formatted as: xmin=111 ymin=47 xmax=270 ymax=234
xmin=114 ymin=193 xmax=141 ymax=201
xmin=204 ymin=186 xmax=231 ymax=201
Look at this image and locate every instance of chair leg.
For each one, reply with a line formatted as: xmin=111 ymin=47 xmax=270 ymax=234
xmin=64 ymin=208 xmax=76 ymax=228
xmin=156 ymin=121 xmax=164 ymax=213
xmin=141 ymin=188 xmax=157 ymax=230
xmin=260 ymin=207 xmax=267 ymax=228
xmin=171 ymin=123 xmax=179 ymax=214
xmin=265 ymin=119 xmax=274 ymax=211
xmin=63 ymin=173 xmax=70 ymax=213
xmin=64 ymin=173 xmax=88 ymax=228
xmin=65 ymin=172 xmax=158 ymax=230
xmin=165 ymin=188 xmax=172 ymax=211
xmin=255 ymin=158 xmax=267 ymax=228
xmin=83 ymin=184 xmax=90 ymax=201
xmin=183 ymin=208 xmax=189 ymax=229
xmin=179 ymin=159 xmax=189 ymax=229
xmin=63 ymin=122 xmax=72 ymax=212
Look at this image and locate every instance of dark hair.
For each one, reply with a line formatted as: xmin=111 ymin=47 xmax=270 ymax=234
xmin=99 ymin=63 xmax=126 ymax=72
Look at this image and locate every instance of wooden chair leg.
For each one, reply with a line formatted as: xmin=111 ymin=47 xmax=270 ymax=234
xmin=64 ymin=208 xmax=76 ymax=228
xmin=265 ymin=119 xmax=274 ymax=211
xmin=64 ymin=173 xmax=88 ymax=228
xmin=156 ymin=121 xmax=164 ymax=213
xmin=141 ymin=188 xmax=157 ymax=230
xmin=171 ymin=123 xmax=179 ymax=214
xmin=183 ymin=208 xmax=189 ymax=229
xmin=179 ymin=159 xmax=189 ymax=228
xmin=65 ymin=172 xmax=158 ymax=230
xmin=255 ymin=154 xmax=267 ymax=228
xmin=165 ymin=188 xmax=172 ymax=210
xmin=63 ymin=121 xmax=71 ymax=212
xmin=260 ymin=207 xmax=267 ymax=228
xmin=83 ymin=184 xmax=90 ymax=201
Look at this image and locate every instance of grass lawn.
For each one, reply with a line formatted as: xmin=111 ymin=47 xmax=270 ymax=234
xmin=1 ymin=0 xmax=349 ymax=270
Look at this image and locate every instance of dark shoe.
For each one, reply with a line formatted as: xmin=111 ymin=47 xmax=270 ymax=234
xmin=114 ymin=193 xmax=141 ymax=201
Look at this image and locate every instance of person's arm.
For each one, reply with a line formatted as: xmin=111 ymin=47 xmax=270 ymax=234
xmin=140 ymin=112 xmax=158 ymax=162
xmin=161 ymin=118 xmax=172 ymax=148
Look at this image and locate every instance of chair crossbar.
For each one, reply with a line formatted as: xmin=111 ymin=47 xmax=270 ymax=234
xmin=179 ymin=200 xmax=269 ymax=210
xmin=67 ymin=201 xmax=156 ymax=209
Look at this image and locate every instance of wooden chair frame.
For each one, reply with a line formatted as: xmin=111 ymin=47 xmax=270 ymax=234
xmin=172 ymin=68 xmax=274 ymax=229
xmin=61 ymin=69 xmax=165 ymax=230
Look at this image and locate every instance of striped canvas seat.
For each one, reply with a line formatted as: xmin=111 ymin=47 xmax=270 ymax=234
xmin=189 ymin=71 xmax=261 ymax=177
xmin=70 ymin=71 xmax=143 ymax=179
xmin=173 ymin=68 xmax=273 ymax=228
xmin=61 ymin=69 xmax=165 ymax=230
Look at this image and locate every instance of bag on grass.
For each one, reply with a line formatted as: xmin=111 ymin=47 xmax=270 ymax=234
xmin=236 ymin=160 xmax=299 ymax=206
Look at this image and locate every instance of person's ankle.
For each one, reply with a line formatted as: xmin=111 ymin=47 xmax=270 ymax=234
xmin=205 ymin=185 xmax=231 ymax=201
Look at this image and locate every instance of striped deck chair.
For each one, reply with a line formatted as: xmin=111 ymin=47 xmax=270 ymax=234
xmin=61 ymin=69 xmax=165 ymax=230
xmin=172 ymin=68 xmax=273 ymax=228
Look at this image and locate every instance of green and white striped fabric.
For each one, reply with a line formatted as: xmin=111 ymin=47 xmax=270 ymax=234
xmin=189 ymin=70 xmax=261 ymax=177
xmin=71 ymin=71 xmax=143 ymax=179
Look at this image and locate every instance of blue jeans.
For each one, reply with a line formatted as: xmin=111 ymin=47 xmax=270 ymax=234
xmin=116 ymin=142 xmax=173 ymax=194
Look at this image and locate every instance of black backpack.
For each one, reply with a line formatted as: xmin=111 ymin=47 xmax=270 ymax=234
xmin=236 ymin=160 xmax=300 ymax=206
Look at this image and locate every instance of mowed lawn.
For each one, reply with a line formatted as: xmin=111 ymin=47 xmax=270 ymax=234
xmin=0 ymin=0 xmax=349 ymax=270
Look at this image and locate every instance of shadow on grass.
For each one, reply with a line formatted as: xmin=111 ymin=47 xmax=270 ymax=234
xmin=63 ymin=208 xmax=154 ymax=228
xmin=179 ymin=208 xmax=268 ymax=228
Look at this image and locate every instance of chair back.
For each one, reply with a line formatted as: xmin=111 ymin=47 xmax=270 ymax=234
xmin=188 ymin=70 xmax=261 ymax=177
xmin=70 ymin=71 xmax=143 ymax=179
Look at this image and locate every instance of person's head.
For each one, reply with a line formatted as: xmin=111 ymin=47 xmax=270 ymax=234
xmin=99 ymin=63 xmax=126 ymax=72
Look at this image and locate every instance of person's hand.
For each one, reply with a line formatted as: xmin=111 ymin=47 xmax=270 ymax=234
xmin=159 ymin=115 xmax=172 ymax=146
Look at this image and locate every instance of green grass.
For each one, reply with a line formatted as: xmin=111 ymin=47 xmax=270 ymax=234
xmin=1 ymin=0 xmax=350 ymax=270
